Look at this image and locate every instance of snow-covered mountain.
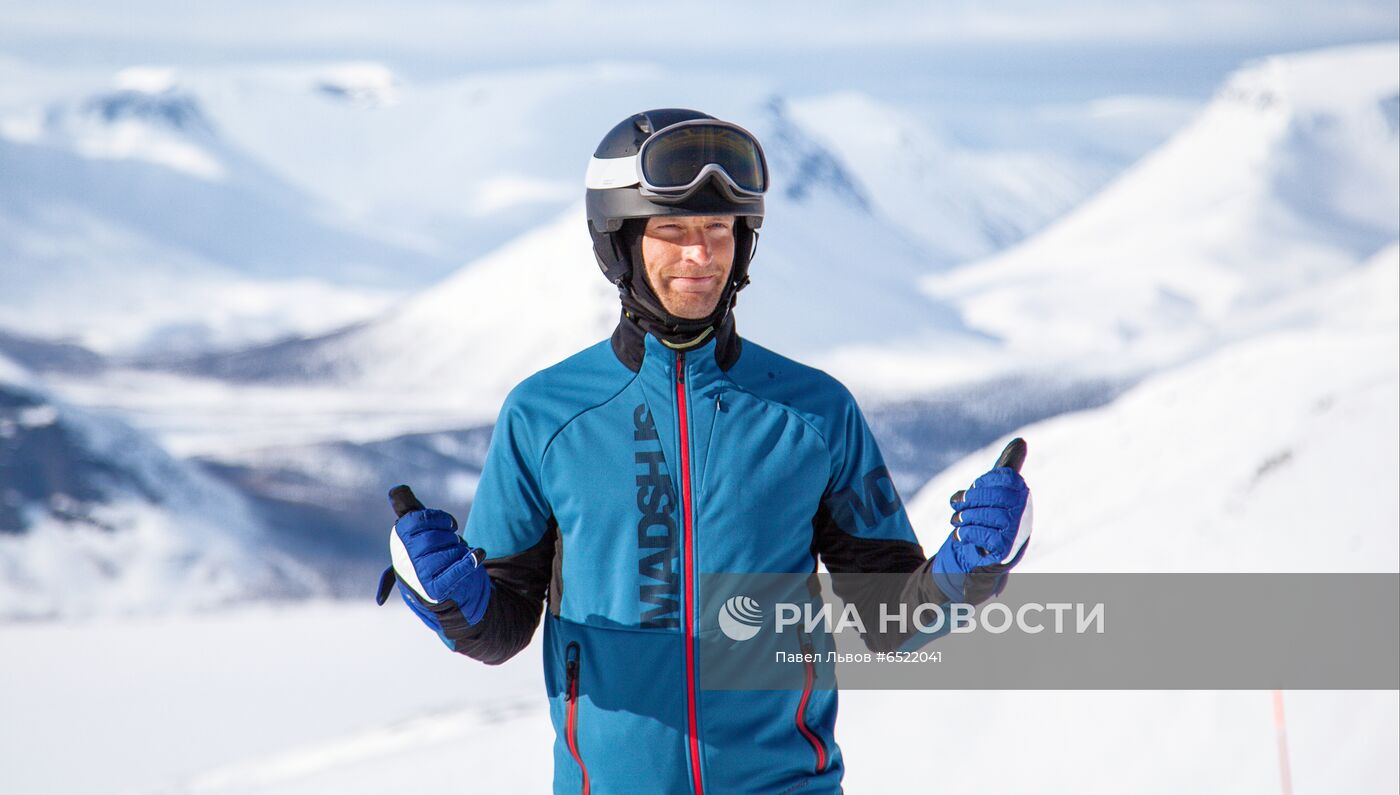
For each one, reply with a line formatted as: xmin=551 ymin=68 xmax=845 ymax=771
xmin=909 ymin=242 xmax=1400 ymax=572
xmin=918 ymin=43 xmax=1399 ymax=367
xmin=125 ymin=100 xmax=977 ymax=438
xmin=0 ymin=328 xmax=107 ymax=376
xmin=199 ymin=424 xmax=496 ymax=594
xmin=787 ymin=91 xmax=1112 ymax=263
xmin=0 ymin=55 xmax=1119 ymax=364
xmin=170 ymin=60 xmax=635 ymax=257
xmin=35 ymin=45 xmax=1398 ymax=529
xmin=176 ymin=62 xmax=1108 ymax=268
xmin=0 ymin=354 xmax=323 ymax=618
xmin=0 ymin=67 xmax=451 ymax=355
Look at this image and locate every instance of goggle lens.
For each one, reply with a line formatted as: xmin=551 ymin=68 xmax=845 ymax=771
xmin=640 ymin=124 xmax=767 ymax=194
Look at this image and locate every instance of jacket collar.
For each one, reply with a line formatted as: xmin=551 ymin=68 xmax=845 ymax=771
xmin=610 ymin=308 xmax=742 ymax=373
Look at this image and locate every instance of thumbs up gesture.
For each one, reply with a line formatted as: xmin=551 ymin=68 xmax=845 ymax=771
xmin=374 ymin=485 xmax=493 ymax=647
xmin=930 ymin=439 xmax=1033 ymax=603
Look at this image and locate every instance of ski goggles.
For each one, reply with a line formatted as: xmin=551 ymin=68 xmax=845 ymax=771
xmin=585 ymin=119 xmax=768 ymax=205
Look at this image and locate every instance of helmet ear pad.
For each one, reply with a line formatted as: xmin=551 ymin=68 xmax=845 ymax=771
xmin=731 ymin=218 xmax=757 ymax=293
xmin=589 ymin=219 xmax=631 ymax=285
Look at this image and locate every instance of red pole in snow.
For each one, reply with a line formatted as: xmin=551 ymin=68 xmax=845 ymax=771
xmin=1272 ymin=689 xmax=1294 ymax=795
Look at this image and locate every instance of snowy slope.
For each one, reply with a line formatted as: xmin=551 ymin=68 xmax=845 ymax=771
xmin=908 ymin=242 xmax=1400 ymax=572
xmin=0 ymin=601 xmax=550 ymax=794
xmin=1 ymin=601 xmax=1392 ymax=794
xmin=285 ymin=206 xmax=618 ymax=414
xmin=787 ymin=91 xmax=1111 ymax=263
xmin=0 ymin=354 xmax=323 ymax=618
xmin=920 ymin=43 xmax=1399 ymax=365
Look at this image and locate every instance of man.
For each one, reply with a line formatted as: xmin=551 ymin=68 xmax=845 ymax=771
xmin=376 ymin=108 xmax=1033 ymax=794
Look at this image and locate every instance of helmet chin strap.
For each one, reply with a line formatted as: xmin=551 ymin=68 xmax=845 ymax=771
xmin=617 ymin=219 xmax=752 ymax=349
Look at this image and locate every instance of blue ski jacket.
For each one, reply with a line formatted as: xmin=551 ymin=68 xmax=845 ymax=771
xmin=441 ymin=315 xmax=957 ymax=794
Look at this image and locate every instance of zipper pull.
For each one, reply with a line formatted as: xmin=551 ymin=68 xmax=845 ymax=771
xmin=566 ymin=642 xmax=580 ymax=701
xmin=675 ymin=352 xmax=686 ymax=385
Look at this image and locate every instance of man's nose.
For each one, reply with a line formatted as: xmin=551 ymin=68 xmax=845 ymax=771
xmin=681 ymin=236 xmax=713 ymax=264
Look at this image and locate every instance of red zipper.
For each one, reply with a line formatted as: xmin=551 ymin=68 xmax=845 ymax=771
xmin=796 ymin=641 xmax=828 ymax=773
xmin=565 ymin=642 xmax=591 ymax=794
xmin=676 ymin=352 xmax=705 ymax=795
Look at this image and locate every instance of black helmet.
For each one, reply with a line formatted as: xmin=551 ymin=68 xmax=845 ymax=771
xmin=585 ymin=108 xmax=767 ymax=295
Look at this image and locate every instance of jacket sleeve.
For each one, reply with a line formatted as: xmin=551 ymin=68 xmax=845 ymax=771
xmin=451 ymin=388 xmax=557 ymax=665
xmin=811 ymin=390 xmax=956 ymax=652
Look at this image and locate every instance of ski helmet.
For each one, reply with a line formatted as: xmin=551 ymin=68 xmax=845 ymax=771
xmin=585 ymin=108 xmax=767 ymax=330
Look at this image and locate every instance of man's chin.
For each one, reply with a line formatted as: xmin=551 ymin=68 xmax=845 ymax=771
xmin=661 ymin=295 xmax=722 ymax=322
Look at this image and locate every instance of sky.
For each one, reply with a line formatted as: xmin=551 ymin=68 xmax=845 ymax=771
xmin=2 ymin=1 xmax=1395 ymax=83
xmin=1 ymin=1 xmax=1395 ymax=57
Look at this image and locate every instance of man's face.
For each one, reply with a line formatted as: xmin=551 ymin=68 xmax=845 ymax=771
xmin=640 ymin=215 xmax=737 ymax=321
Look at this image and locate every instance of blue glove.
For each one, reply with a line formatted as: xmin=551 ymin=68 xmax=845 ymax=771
xmin=386 ymin=508 xmax=493 ymax=640
xmin=931 ymin=461 xmax=1033 ymax=603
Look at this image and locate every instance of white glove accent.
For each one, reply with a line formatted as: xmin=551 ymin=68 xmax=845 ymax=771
xmin=1001 ymin=491 xmax=1033 ymax=564
xmin=389 ymin=525 xmax=438 ymax=605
